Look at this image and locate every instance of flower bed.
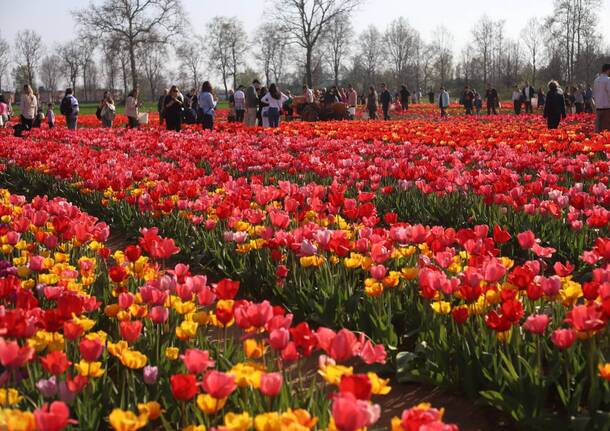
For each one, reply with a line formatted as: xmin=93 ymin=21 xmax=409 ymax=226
xmin=0 ymin=188 xmax=464 ymax=430
xmin=0 ymin=113 xmax=609 ymax=428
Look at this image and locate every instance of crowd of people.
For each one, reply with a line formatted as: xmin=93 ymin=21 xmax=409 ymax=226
xmin=1 ymin=62 xmax=609 ymax=134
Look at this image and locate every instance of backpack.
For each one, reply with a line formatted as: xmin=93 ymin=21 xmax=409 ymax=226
xmin=95 ymin=106 xmax=102 ymax=120
xmin=60 ymin=96 xmax=73 ymax=116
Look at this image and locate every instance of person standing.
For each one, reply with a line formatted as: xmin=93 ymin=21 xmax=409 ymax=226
xmin=522 ymin=81 xmax=536 ymax=113
xmin=20 ymin=85 xmax=37 ymax=130
xmin=0 ymin=95 xmax=8 ymax=128
xmin=347 ymin=84 xmax=358 ymax=119
xmin=258 ymin=86 xmax=269 ymax=127
xmin=543 ymin=80 xmax=567 ymax=129
xmin=366 ymin=86 xmax=378 ymax=120
xmin=574 ymin=85 xmax=585 ymax=114
xmin=125 ymin=89 xmax=139 ymax=129
xmin=399 ymin=85 xmax=410 ymax=111
xmin=46 ymin=103 xmax=55 ymax=129
xmin=379 ymin=83 xmax=391 ymax=120
xmin=244 ymin=79 xmax=260 ymax=126
xmin=537 ymin=87 xmax=546 ymax=110
xmin=593 ymin=64 xmax=610 ymax=132
xmin=485 ymin=85 xmax=498 ymax=115
xmin=584 ymin=85 xmax=594 ymax=113
xmin=60 ymin=88 xmax=79 ymax=130
xmin=234 ymin=86 xmax=246 ymax=122
xmin=473 ymin=90 xmax=482 ymax=115
xmin=512 ymin=85 xmax=522 ymax=115
xmin=198 ymin=81 xmax=217 ymax=131
xmin=439 ymin=85 xmax=449 ymax=117
xmin=261 ymin=83 xmax=288 ymax=128
xmin=462 ymin=86 xmax=474 ymax=115
xmin=99 ymin=91 xmax=116 ymax=128
xmin=158 ymin=89 xmax=168 ymax=125
xmin=427 ymin=88 xmax=434 ymax=104
xmin=163 ymin=85 xmax=184 ymax=132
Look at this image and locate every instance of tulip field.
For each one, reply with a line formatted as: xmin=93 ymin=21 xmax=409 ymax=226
xmin=1 ymin=107 xmax=610 ymax=431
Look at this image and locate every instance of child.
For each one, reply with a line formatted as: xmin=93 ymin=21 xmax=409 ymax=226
xmin=46 ymin=103 xmax=55 ymax=129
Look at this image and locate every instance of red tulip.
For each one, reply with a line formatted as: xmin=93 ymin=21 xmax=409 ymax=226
xmin=522 ymin=314 xmax=550 ymax=335
xmin=551 ymin=328 xmax=577 ymax=350
xmin=181 ymin=349 xmax=215 ymax=374
xmin=0 ymin=338 xmax=34 ymax=368
xmin=34 ymin=401 xmax=76 ymax=431
xmin=40 ymin=351 xmax=71 ymax=375
xmin=202 ymin=370 xmax=236 ymax=399
xmin=215 ymin=278 xmax=240 ymax=300
xmin=170 ymin=374 xmax=199 ymax=400
xmin=339 ymin=374 xmax=372 ymax=400
xmin=79 ymin=338 xmax=104 ymax=362
xmin=119 ymin=320 xmax=143 ymax=343
xmin=260 ymin=372 xmax=283 ymax=397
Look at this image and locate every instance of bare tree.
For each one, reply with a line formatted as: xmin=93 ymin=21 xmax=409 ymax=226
xmin=432 ymin=26 xmax=453 ymax=85
xmin=74 ymin=0 xmax=184 ymax=91
xmin=78 ymin=36 xmax=98 ymax=101
xmin=358 ymin=25 xmax=383 ymax=87
xmin=40 ymin=54 xmax=62 ymax=100
xmin=58 ymin=43 xmax=80 ymax=92
xmin=228 ymin=21 xmax=248 ymax=89
xmin=255 ymin=23 xmax=289 ymax=86
xmin=384 ymin=17 xmax=418 ymax=85
xmin=100 ymin=40 xmax=121 ymax=90
xmin=546 ymin=0 xmax=601 ymax=83
xmin=139 ymin=41 xmax=166 ymax=101
xmin=471 ymin=15 xmax=495 ymax=85
xmin=176 ymin=36 xmax=205 ymax=90
xmin=0 ymin=34 xmax=10 ymax=91
xmin=271 ymin=0 xmax=362 ymax=87
xmin=14 ymin=30 xmax=44 ymax=88
xmin=323 ymin=13 xmax=353 ymax=87
xmin=521 ymin=17 xmax=543 ymax=85
xmin=207 ymin=17 xmax=247 ymax=96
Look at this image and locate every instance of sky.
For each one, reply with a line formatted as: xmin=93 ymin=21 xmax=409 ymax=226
xmin=1 ymin=0 xmax=609 ymax=69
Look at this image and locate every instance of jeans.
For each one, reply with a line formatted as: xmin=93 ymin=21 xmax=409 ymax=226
xmin=67 ymin=115 xmax=78 ymax=130
xmin=513 ymin=100 xmax=521 ymax=115
xmin=102 ymin=117 xmax=113 ymax=128
xmin=268 ymin=107 xmax=280 ymax=128
xmin=524 ymin=101 xmax=532 ymax=113
xmin=382 ymin=104 xmax=390 ymax=120
xmin=202 ymin=114 xmax=214 ymax=130
xmin=236 ymin=109 xmax=245 ymax=122
xmin=547 ymin=115 xmax=561 ymax=129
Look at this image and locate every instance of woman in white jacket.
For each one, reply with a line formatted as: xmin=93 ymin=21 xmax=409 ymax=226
xmin=260 ymin=83 xmax=288 ymax=128
xmin=125 ymin=89 xmax=140 ymax=129
xmin=20 ymin=85 xmax=37 ymax=129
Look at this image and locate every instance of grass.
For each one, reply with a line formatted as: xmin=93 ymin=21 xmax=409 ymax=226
xmin=11 ymin=100 xmax=231 ymax=117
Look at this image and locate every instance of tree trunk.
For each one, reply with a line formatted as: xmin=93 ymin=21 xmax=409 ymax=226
xmin=305 ymin=47 xmax=313 ymax=87
xmin=82 ymin=65 xmax=87 ymax=102
xmin=129 ymin=41 xmax=138 ymax=91
xmin=334 ymin=62 xmax=339 ymax=87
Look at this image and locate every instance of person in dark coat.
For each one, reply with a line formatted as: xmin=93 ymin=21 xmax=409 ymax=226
xmin=379 ymin=83 xmax=392 ymax=120
xmin=157 ymin=89 xmax=168 ymax=125
xmin=485 ymin=85 xmax=499 ymax=115
xmin=543 ymin=80 xmax=567 ymax=129
xmin=462 ymin=86 xmax=474 ymax=115
xmin=521 ymin=81 xmax=536 ymax=113
xmin=164 ymin=85 xmax=183 ymax=132
xmin=399 ymin=85 xmax=410 ymax=111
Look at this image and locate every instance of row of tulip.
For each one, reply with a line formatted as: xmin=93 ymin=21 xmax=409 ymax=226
xmin=0 ymin=187 xmax=460 ymax=430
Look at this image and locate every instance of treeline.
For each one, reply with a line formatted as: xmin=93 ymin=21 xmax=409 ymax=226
xmin=0 ymin=0 xmax=608 ymax=102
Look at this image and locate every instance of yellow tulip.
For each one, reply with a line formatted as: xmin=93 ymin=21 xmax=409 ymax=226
xmin=196 ymin=394 xmax=227 ymax=414
xmin=254 ymin=412 xmax=281 ymax=431
xmin=75 ymin=360 xmax=105 ymax=378
xmin=108 ymin=409 xmax=148 ymax=431
xmin=120 ymin=350 xmax=148 ymax=369
xmin=0 ymin=389 xmax=22 ymax=406
xmin=224 ymin=412 xmax=253 ymax=431
xmin=0 ymin=408 xmax=36 ymax=431
xmin=137 ymin=401 xmax=163 ymax=420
